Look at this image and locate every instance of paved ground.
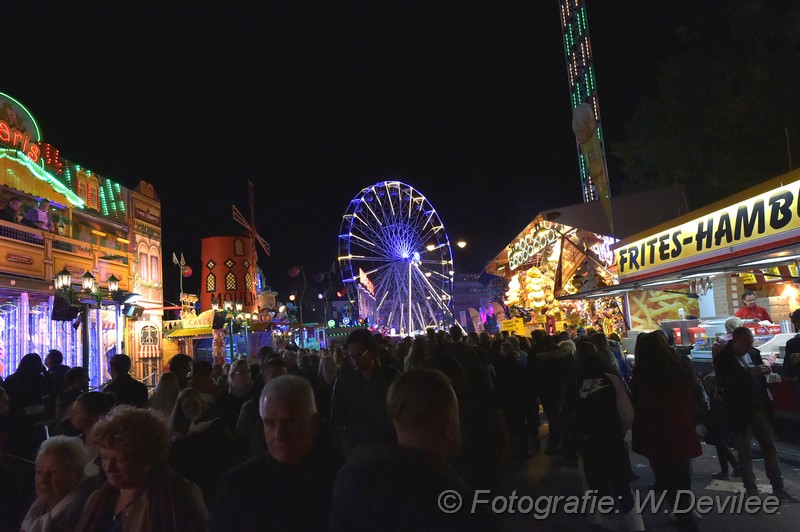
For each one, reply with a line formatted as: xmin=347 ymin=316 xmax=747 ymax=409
xmin=494 ymin=425 xmax=800 ymax=531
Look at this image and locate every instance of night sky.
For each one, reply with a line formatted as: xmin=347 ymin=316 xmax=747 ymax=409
xmin=2 ymin=1 xmax=689 ymax=304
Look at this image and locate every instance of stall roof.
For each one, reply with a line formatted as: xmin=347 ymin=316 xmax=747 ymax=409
xmin=541 ymin=184 xmax=687 ymax=240
xmin=484 ymin=185 xmax=686 ymax=274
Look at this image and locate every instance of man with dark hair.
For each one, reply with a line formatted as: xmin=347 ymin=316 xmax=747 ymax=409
xmin=331 ymin=328 xmax=399 ymax=452
xmin=331 ymin=369 xmax=502 ymax=531
xmin=44 ymin=349 xmax=70 ymax=392
xmin=735 ymin=290 xmax=773 ymax=322
xmin=168 ymin=353 xmax=193 ymax=389
xmin=103 ymin=354 xmax=148 ymax=407
xmin=210 ymin=375 xmax=341 ymax=531
xmin=0 ymin=196 xmax=22 ymax=223
xmin=714 ymin=327 xmax=797 ymax=501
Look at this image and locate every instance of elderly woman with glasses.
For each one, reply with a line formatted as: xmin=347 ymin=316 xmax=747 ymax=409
xmin=76 ymin=406 xmax=207 ymax=532
xmin=21 ymin=435 xmax=95 ymax=532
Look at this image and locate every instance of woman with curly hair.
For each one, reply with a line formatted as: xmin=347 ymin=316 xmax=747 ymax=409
xmin=76 ymin=405 xmax=207 ymax=531
xmin=631 ymin=331 xmax=701 ymax=532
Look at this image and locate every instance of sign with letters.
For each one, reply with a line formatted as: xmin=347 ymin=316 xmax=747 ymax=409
xmin=500 ymin=317 xmax=526 ymax=335
xmin=616 ymin=177 xmax=800 ymax=279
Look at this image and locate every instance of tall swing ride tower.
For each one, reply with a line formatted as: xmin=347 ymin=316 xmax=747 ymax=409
xmin=559 ymin=0 xmax=610 ymax=203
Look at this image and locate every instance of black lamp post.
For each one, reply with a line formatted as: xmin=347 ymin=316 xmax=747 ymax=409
xmin=54 ymin=269 xmax=101 ymax=374
xmin=212 ymin=299 xmax=247 ymax=361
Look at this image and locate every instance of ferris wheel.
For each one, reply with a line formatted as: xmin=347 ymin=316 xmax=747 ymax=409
xmin=338 ymin=181 xmax=454 ymax=335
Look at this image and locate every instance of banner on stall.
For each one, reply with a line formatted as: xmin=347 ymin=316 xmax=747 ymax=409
xmin=616 ymin=177 xmax=800 ymax=278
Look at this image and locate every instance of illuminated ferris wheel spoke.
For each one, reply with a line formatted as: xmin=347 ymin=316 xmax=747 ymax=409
xmin=347 ymin=232 xmax=378 ymax=249
xmin=362 ymin=201 xmax=384 ymax=227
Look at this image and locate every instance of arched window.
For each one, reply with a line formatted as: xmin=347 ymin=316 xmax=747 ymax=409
xmin=76 ymin=175 xmax=87 ymax=204
xmin=140 ymin=325 xmax=159 ymax=345
xmin=138 ymin=243 xmax=149 ymax=281
xmin=245 ymin=272 xmax=253 ymax=290
xmin=87 ymin=176 xmax=99 ymax=210
xmin=206 ymin=273 xmax=216 ymax=292
xmin=225 ymin=272 xmax=237 ymax=290
xmin=149 ymin=246 xmax=160 ymax=284
xmin=234 ymin=238 xmax=244 ymax=256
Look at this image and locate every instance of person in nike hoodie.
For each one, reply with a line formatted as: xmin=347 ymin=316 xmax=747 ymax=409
xmin=571 ymin=340 xmax=643 ymax=532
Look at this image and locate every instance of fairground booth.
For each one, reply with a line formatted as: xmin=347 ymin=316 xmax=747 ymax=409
xmin=0 ymin=92 xmax=163 ymax=386
xmin=163 ymin=236 xmax=271 ymax=366
xmin=483 ymin=187 xmax=683 ymax=336
xmin=582 ymin=169 xmax=800 ymax=419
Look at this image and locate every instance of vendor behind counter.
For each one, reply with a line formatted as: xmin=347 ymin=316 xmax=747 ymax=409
xmin=735 ymin=290 xmax=773 ymax=322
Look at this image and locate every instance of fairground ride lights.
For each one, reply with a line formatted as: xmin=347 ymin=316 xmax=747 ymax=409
xmin=616 ymin=181 xmax=800 ymax=276
xmin=508 ymin=228 xmax=559 ymax=270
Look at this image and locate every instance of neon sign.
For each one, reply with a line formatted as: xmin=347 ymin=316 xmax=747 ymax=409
xmin=0 ymin=93 xmax=42 ymax=164
xmin=0 ymin=118 xmax=40 ymax=162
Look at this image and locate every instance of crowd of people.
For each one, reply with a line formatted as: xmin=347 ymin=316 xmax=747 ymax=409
xmin=0 ymin=323 xmax=798 ymax=531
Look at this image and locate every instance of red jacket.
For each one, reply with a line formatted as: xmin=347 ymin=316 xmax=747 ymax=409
xmin=631 ymin=376 xmax=702 ymax=463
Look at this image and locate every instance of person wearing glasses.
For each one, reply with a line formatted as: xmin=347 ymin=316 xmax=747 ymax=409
xmin=331 ymin=329 xmax=399 ymax=455
xmin=735 ymin=290 xmax=773 ymax=322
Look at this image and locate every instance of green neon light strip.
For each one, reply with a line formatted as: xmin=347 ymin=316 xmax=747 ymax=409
xmin=0 ymin=149 xmax=84 ymax=207
xmin=99 ymin=186 xmax=109 ymax=215
xmin=0 ymin=92 xmax=43 ymax=141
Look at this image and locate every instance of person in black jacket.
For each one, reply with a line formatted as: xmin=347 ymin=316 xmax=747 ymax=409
xmin=330 ymin=369 xmax=503 ymax=532
xmin=168 ymin=388 xmax=234 ymax=508
xmin=210 ymin=375 xmax=341 ymax=531
xmin=103 ymin=354 xmax=148 ymax=408
xmin=713 ymin=327 xmax=797 ymax=501
xmin=331 ymin=329 xmax=399 ymax=452
xmin=571 ymin=341 xmax=643 ymax=532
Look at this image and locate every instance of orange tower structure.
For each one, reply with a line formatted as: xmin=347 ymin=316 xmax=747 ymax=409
xmin=200 ymin=235 xmax=258 ymax=313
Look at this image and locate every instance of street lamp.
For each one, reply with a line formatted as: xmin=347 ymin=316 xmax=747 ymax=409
xmin=54 ymin=269 xmax=114 ymax=383
xmin=81 ymin=271 xmax=96 ymax=292
xmin=107 ymin=274 xmax=120 ymax=293
xmin=215 ymin=299 xmax=251 ymax=361
xmin=223 ymin=300 xmax=236 ymax=360
xmin=55 ymin=268 xmax=71 ymax=290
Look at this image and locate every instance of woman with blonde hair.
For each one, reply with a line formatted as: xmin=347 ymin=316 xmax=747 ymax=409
xmin=167 ymin=388 xmax=233 ymax=508
xmin=147 ymin=372 xmax=181 ymax=418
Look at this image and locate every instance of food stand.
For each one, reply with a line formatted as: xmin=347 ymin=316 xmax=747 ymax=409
xmin=483 ymin=187 xmax=685 ymax=335
xmin=590 ymin=169 xmax=800 ymax=419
